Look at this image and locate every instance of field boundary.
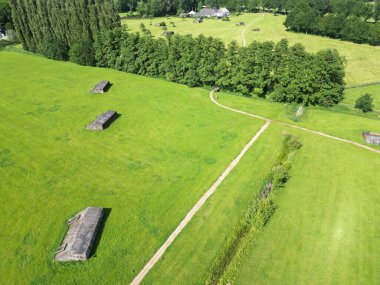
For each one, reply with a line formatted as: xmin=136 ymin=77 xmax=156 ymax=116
xmin=210 ymin=91 xmax=380 ymax=155
xmin=346 ymin=81 xmax=380 ymax=89
xmin=130 ymin=120 xmax=271 ymax=285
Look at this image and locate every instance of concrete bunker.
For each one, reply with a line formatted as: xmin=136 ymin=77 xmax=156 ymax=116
xmin=363 ymin=132 xmax=380 ymax=145
xmin=86 ymin=110 xmax=119 ymax=131
xmin=91 ymin=81 xmax=110 ymax=94
xmin=55 ymin=207 xmax=104 ymax=261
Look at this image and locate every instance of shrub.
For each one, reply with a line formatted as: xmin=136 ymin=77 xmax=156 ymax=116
xmin=355 ymin=93 xmax=374 ymax=113
xmin=40 ymin=36 xmax=68 ymax=60
xmin=69 ymin=40 xmax=95 ymax=66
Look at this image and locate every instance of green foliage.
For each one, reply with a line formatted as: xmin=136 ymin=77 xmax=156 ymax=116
xmin=69 ymin=40 xmax=95 ymax=66
xmin=355 ymin=93 xmax=374 ymax=113
xmin=39 ymin=36 xmax=68 ymax=61
xmin=206 ymin=133 xmax=301 ymax=285
xmin=284 ymin=0 xmax=380 ymax=45
xmin=0 ymin=1 xmax=12 ymax=30
xmin=9 ymin=0 xmax=120 ymax=53
xmin=93 ymin=29 xmax=345 ymax=106
xmin=0 ymin=39 xmax=13 ymax=49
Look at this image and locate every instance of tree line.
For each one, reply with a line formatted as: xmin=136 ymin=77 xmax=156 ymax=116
xmin=284 ymin=0 xmax=380 ymax=45
xmin=119 ymin=0 xmax=380 ymax=46
xmin=9 ymin=0 xmax=120 ymax=59
xmin=94 ymin=28 xmax=345 ymax=106
xmin=9 ymin=0 xmax=346 ymax=106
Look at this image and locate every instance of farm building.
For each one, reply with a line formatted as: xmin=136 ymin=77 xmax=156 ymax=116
xmin=187 ymin=10 xmax=196 ymax=16
xmin=194 ymin=7 xmax=230 ymax=18
xmin=55 ymin=207 xmax=104 ymax=261
xmin=91 ymin=80 xmax=110 ymax=94
xmin=86 ymin=110 xmax=118 ymax=131
xmin=363 ymin=132 xmax=380 ymax=145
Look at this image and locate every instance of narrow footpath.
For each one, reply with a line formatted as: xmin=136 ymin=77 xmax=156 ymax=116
xmin=130 ymin=119 xmax=270 ymax=285
xmin=210 ymin=91 xmax=380 ymax=155
xmin=241 ymin=14 xmax=265 ymax=47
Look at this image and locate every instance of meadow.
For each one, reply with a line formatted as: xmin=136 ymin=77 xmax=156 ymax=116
xmin=344 ymin=84 xmax=380 ymax=111
xmin=140 ymin=123 xmax=380 ymax=284
xmin=217 ymin=93 xmax=380 ymax=145
xmin=236 ymin=124 xmax=380 ymax=284
xmin=1 ymin=47 xmax=380 ymax=285
xmin=122 ymin=13 xmax=380 ymax=85
xmin=0 ymin=51 xmax=262 ymax=283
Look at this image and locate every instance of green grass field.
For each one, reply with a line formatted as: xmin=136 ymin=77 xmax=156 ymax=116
xmin=122 ymin=13 xmax=380 ymax=85
xmin=1 ymin=49 xmax=380 ymax=285
xmin=217 ymin=93 xmax=380 ymax=146
xmin=0 ymin=51 xmax=262 ymax=283
xmin=344 ymin=84 xmax=380 ymax=111
xmin=236 ymin=124 xmax=380 ymax=284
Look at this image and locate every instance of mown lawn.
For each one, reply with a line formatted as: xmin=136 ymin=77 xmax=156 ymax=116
xmin=344 ymin=84 xmax=380 ymax=111
xmin=144 ymin=123 xmax=284 ymax=284
xmin=122 ymin=13 xmax=380 ymax=85
xmin=217 ymin=93 xmax=380 ymax=146
xmin=236 ymin=124 xmax=380 ymax=284
xmin=0 ymin=51 xmax=262 ymax=284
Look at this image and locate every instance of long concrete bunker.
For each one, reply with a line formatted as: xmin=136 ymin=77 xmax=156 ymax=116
xmin=86 ymin=110 xmax=118 ymax=130
xmin=55 ymin=207 xmax=104 ymax=261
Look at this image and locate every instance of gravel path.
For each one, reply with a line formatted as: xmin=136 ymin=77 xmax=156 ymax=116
xmin=131 ymin=84 xmax=380 ymax=284
xmin=241 ymin=14 xmax=265 ymax=47
xmin=210 ymin=91 xmax=380 ymax=155
xmin=130 ymin=116 xmax=270 ymax=285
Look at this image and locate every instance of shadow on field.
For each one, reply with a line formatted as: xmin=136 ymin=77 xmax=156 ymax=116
xmin=90 ymin=208 xmax=112 ymax=259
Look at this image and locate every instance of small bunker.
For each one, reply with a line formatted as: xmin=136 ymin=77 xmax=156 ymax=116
xmin=363 ymin=132 xmax=380 ymax=145
xmin=91 ymin=80 xmax=110 ymax=94
xmin=162 ymin=31 xmax=175 ymax=37
xmin=236 ymin=21 xmax=245 ymax=26
xmin=86 ymin=110 xmax=118 ymax=131
xmin=252 ymin=28 xmax=260 ymax=31
xmin=55 ymin=207 xmax=104 ymax=261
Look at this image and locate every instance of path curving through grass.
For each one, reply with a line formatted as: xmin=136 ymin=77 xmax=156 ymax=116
xmin=210 ymin=91 xmax=380 ymax=155
xmin=241 ymin=14 xmax=265 ymax=47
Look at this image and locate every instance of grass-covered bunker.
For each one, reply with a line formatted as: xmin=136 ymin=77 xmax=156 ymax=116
xmin=55 ymin=207 xmax=104 ymax=262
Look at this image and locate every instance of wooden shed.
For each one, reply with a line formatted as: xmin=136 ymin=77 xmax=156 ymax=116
xmin=363 ymin=132 xmax=380 ymax=145
xmin=55 ymin=207 xmax=104 ymax=261
xmin=86 ymin=110 xmax=118 ymax=131
xmin=91 ymin=81 xmax=110 ymax=94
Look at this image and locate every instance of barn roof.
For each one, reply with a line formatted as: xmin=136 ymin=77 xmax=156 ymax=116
xmin=55 ymin=207 xmax=104 ymax=261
